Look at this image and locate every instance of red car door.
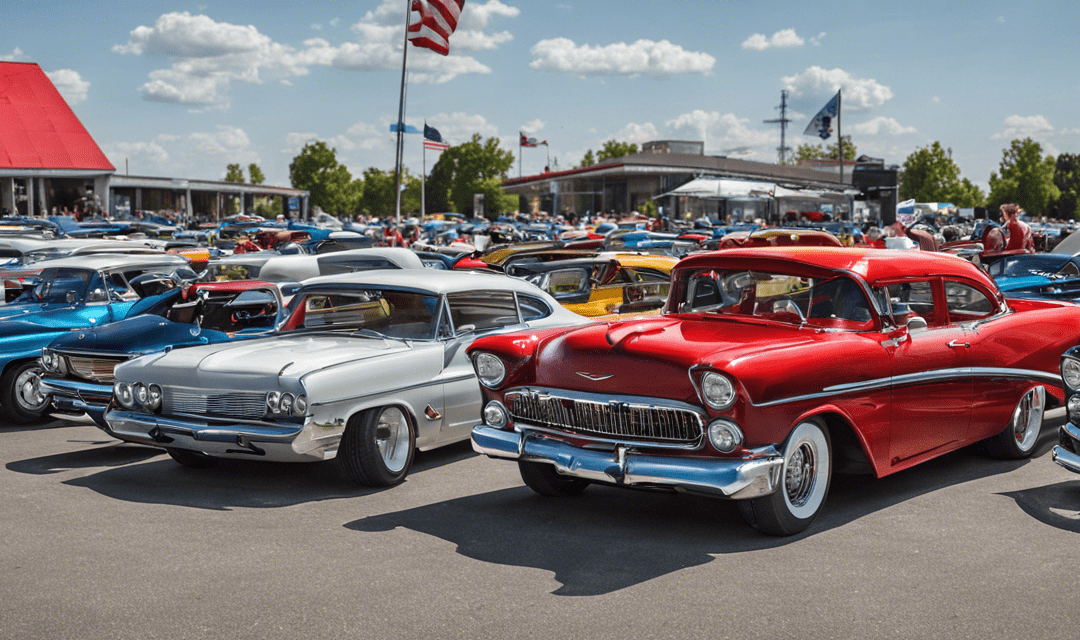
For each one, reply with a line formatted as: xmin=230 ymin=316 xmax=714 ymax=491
xmin=878 ymin=279 xmax=973 ymax=468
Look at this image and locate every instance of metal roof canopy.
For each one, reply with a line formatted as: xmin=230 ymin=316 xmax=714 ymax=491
xmin=0 ymin=62 xmax=114 ymax=172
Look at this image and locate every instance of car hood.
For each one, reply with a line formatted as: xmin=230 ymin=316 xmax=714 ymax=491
xmin=49 ymin=315 xmax=230 ymax=356
xmin=531 ymin=316 xmax=844 ymax=402
xmin=119 ymin=333 xmax=415 ymax=383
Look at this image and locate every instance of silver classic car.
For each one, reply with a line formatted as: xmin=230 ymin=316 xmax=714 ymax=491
xmin=103 ymin=270 xmax=589 ymax=485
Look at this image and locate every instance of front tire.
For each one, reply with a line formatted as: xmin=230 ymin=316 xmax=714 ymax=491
xmin=986 ymin=385 xmax=1045 ymax=460
xmin=1 ymin=360 xmax=51 ymax=424
xmin=518 ymin=460 xmax=590 ymax=497
xmin=337 ymin=406 xmax=416 ymax=486
xmin=739 ymin=420 xmax=832 ymax=536
xmin=166 ymin=447 xmax=218 ymax=469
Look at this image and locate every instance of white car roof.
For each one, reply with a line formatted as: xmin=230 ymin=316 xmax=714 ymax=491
xmin=24 ymin=253 xmax=189 ymax=272
xmin=299 ymin=268 xmax=548 ymax=297
xmin=257 ymin=248 xmax=426 ymax=282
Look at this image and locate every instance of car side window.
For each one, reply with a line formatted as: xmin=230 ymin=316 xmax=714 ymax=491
xmin=879 ymin=281 xmax=936 ymax=327
xmin=944 ymin=281 xmax=993 ymax=323
xmin=544 ymin=269 xmax=590 ymax=298
xmin=516 ymin=294 xmax=552 ymax=322
xmin=447 ymin=291 xmax=520 ymax=333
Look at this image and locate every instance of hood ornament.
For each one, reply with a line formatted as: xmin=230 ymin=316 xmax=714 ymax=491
xmin=576 ymin=372 xmax=613 ymax=381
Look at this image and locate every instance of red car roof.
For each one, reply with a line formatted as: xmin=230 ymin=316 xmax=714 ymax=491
xmin=677 ymin=246 xmax=998 ymax=289
xmin=183 ymin=280 xmax=276 ymax=299
xmin=0 ymin=62 xmax=114 ymax=171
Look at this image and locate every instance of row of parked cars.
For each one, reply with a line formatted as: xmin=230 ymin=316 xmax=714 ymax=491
xmin=4 ymin=231 xmax=1080 ymax=536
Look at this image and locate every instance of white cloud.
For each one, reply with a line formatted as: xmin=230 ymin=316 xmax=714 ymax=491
xmin=808 ymin=32 xmax=826 ymax=46
xmin=741 ymin=28 xmax=804 ymax=51
xmin=781 ymin=66 xmax=894 ymax=110
xmin=102 ymin=139 xmax=171 ymax=171
xmin=520 ymin=119 xmax=545 ymax=135
xmin=997 ymin=16 xmax=1006 ymax=23
xmin=665 ymin=110 xmax=775 ymax=158
xmin=615 ymin=122 xmax=659 ymax=145
xmin=45 ymin=69 xmax=90 ymax=105
xmin=427 ymin=112 xmax=500 ymax=143
xmin=1 ymin=47 xmax=24 ymax=61
xmin=530 ymin=38 xmax=715 ymax=76
xmin=310 ymin=24 xmax=323 ymax=31
xmin=849 ymin=117 xmax=917 ymax=136
xmin=992 ymin=114 xmax=1054 ymax=140
xmin=329 ymin=17 xmax=340 ymax=27
xmin=115 ymin=4 xmax=509 ymax=107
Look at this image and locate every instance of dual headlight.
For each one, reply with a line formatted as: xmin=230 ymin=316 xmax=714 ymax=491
xmin=1063 ymin=357 xmax=1080 ymax=391
xmin=40 ymin=349 xmax=66 ymax=375
xmin=114 ymin=382 xmax=162 ymax=411
xmin=698 ymin=371 xmax=736 ymax=411
xmin=266 ymin=391 xmax=307 ymax=417
xmin=473 ymin=353 xmax=506 ymax=389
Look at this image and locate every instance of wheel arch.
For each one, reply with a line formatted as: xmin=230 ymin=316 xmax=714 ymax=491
xmin=792 ymin=406 xmax=879 ymax=477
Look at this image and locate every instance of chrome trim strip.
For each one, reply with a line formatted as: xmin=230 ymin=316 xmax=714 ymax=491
xmin=505 ymin=386 xmax=707 ymax=416
xmin=754 ymin=367 xmax=1061 ymax=408
xmin=307 ymin=373 xmax=474 ymax=408
xmin=1063 ymin=421 xmax=1080 ymax=442
xmin=515 ymin=423 xmax=704 ymax=451
xmin=1052 ymin=445 xmax=1080 ymax=474
xmin=105 ymin=410 xmax=305 ymax=444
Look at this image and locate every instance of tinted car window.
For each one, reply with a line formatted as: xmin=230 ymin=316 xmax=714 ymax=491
xmin=447 ymin=291 xmax=519 ymax=332
xmin=517 ymin=294 xmax=551 ymax=321
xmin=879 ymin=281 xmax=936 ymax=326
xmin=945 ymin=281 xmax=993 ymax=322
xmin=299 ymin=290 xmax=439 ymax=339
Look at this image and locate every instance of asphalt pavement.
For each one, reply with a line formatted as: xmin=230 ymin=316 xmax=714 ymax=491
xmin=1 ymin=412 xmax=1078 ymax=639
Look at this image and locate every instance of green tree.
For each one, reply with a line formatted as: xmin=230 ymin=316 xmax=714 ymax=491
xmin=639 ymin=199 xmax=658 ymax=217
xmin=899 ymin=141 xmax=983 ymax=206
xmin=597 ymin=140 xmax=638 ymax=163
xmin=358 ymin=167 xmax=421 ymax=217
xmin=987 ymin=138 xmax=1060 ymax=214
xmin=428 ymin=134 xmax=515 ymax=218
xmin=248 ymin=163 xmax=265 ymax=185
xmin=224 ymin=163 xmax=245 ymax=183
xmin=1052 ymin=153 xmax=1080 ymax=220
xmin=288 ymin=141 xmax=358 ymax=216
xmin=789 ymin=135 xmax=856 ymax=164
xmin=577 ymin=150 xmax=596 ymax=168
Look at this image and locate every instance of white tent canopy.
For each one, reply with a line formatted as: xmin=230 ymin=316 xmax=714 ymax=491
xmin=660 ymin=178 xmax=776 ymax=199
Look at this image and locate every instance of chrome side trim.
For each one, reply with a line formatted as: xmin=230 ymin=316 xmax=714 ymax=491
xmin=754 ymin=367 xmax=1062 ymax=408
xmin=1052 ymin=445 xmax=1080 ymax=475
xmin=307 ymin=373 xmax=474 ymax=408
xmin=514 ymin=422 xmax=704 ymax=451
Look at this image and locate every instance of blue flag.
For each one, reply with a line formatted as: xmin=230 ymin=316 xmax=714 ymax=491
xmin=424 ymin=123 xmax=444 ymax=143
xmin=803 ymin=91 xmax=840 ymax=140
xmin=390 ymin=123 xmax=420 ymax=134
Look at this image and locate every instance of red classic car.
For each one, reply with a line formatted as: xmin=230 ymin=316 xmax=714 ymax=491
xmin=468 ymin=247 xmax=1080 ymax=535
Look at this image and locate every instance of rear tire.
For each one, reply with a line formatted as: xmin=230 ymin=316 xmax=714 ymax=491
xmin=166 ymin=447 xmax=218 ymax=469
xmin=518 ymin=460 xmax=590 ymax=497
xmin=985 ymin=386 xmax=1044 ymax=460
xmin=738 ymin=420 xmax=832 ymax=536
xmin=1 ymin=360 xmax=51 ymax=424
xmin=337 ymin=406 xmax=416 ymax=486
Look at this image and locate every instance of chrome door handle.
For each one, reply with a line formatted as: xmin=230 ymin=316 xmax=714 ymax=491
xmin=947 ymin=340 xmax=970 ymax=348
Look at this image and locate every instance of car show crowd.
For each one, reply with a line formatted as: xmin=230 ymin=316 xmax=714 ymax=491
xmin=1 ymin=201 xmax=1079 ymax=535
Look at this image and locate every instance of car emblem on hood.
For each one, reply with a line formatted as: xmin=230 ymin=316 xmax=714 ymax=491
xmin=576 ymin=372 xmax=613 ymax=381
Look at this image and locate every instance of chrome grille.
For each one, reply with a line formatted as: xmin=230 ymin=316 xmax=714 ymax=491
xmin=65 ymin=356 xmax=124 ymax=384
xmin=164 ymin=389 xmax=266 ymax=421
xmin=505 ymin=389 xmax=703 ymax=444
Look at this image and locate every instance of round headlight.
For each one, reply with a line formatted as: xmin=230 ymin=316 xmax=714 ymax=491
xmin=474 ymin=353 xmax=506 ymax=389
xmin=483 ymin=401 xmax=508 ymax=428
xmin=114 ymin=382 xmax=134 ymax=409
xmin=1063 ymin=358 xmax=1080 ymax=391
xmin=266 ymin=391 xmax=281 ymax=412
xmin=293 ymin=395 xmax=308 ymax=416
xmin=708 ymin=419 xmax=744 ymax=453
xmin=1069 ymin=395 xmax=1080 ymax=424
xmin=147 ymin=384 xmax=162 ymax=410
xmin=279 ymin=393 xmax=294 ymax=414
xmin=700 ymin=371 xmax=736 ymax=410
xmin=133 ymin=383 xmax=149 ymax=407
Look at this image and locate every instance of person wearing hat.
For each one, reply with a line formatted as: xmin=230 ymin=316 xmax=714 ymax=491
xmin=1000 ymin=204 xmax=1034 ymax=253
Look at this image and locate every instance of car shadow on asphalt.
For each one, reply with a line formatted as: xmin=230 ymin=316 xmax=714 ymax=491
xmin=998 ymin=480 xmax=1080 ymax=534
xmin=343 ymin=428 xmax=1064 ymax=597
xmin=6 ymin=438 xmax=478 ymax=511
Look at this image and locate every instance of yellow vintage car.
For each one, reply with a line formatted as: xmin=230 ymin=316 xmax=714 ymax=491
xmin=507 ymin=253 xmax=678 ymax=320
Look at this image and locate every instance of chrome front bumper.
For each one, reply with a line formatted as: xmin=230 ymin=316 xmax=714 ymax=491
xmin=39 ymin=378 xmax=111 ymax=428
xmin=103 ymin=410 xmax=333 ymax=462
xmin=1052 ymin=423 xmax=1080 ymax=475
xmin=471 ymin=424 xmax=783 ymax=500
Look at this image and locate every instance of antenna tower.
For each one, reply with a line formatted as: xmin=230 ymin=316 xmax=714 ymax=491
xmin=763 ymin=90 xmax=792 ymax=164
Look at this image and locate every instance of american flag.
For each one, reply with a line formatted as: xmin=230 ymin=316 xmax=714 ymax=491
xmin=408 ymin=0 xmax=466 ymax=56
xmin=424 ymin=124 xmax=450 ymax=151
xmin=520 ymin=132 xmax=547 ymax=148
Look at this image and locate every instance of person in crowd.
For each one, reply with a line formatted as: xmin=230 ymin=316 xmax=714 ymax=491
xmin=1000 ymin=203 xmax=1035 ymax=253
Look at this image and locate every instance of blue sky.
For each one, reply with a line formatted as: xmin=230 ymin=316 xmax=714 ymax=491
xmin=3 ymin=0 xmax=1076 ymax=192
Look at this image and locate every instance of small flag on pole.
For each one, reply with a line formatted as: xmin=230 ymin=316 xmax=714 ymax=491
xmin=803 ymin=91 xmax=840 ymax=140
xmin=408 ymin=1 xmax=466 ymax=56
xmin=520 ymin=132 xmax=547 ymax=148
xmin=390 ymin=123 xmax=421 ymax=134
xmin=423 ymin=123 xmax=450 ymax=150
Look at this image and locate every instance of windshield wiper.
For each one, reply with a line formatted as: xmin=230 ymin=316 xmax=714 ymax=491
xmin=352 ymin=328 xmax=407 ymax=342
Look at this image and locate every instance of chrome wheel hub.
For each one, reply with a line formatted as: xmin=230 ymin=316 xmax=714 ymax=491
xmin=15 ymin=368 xmax=46 ymax=411
xmin=376 ymin=407 xmax=410 ymax=473
xmin=785 ymin=442 xmax=816 ymax=507
xmin=1011 ymin=387 xmax=1044 ymax=452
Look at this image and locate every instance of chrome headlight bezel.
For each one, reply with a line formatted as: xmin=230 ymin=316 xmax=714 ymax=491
xmin=146 ymin=384 xmax=162 ymax=411
xmin=474 ymin=352 xmax=506 ymax=389
xmin=266 ymin=391 xmax=281 ymax=413
xmin=1063 ymin=357 xmax=1080 ymax=391
xmin=114 ymin=382 xmax=135 ymax=409
xmin=483 ymin=401 xmax=508 ymax=429
xmin=707 ymin=419 xmax=744 ymax=453
xmin=699 ymin=371 xmax=737 ymax=411
xmin=293 ymin=394 xmax=308 ymax=416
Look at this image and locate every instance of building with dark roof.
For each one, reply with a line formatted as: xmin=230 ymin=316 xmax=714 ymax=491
xmin=0 ymin=61 xmax=308 ymax=220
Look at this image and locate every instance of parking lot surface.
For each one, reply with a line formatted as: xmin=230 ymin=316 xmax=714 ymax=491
xmin=2 ymin=413 xmax=1078 ymax=639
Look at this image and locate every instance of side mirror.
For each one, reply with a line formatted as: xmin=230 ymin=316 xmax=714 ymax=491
xmin=455 ymin=324 xmax=476 ymax=335
xmin=65 ymin=291 xmax=77 ymax=304
xmin=86 ymin=288 xmax=107 ymax=303
xmin=907 ymin=316 xmax=928 ymax=331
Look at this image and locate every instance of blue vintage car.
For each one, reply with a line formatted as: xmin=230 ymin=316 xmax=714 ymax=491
xmin=0 ymin=253 xmax=190 ymax=423
xmin=983 ymin=252 xmax=1080 ymax=301
xmin=40 ymin=279 xmax=287 ymax=430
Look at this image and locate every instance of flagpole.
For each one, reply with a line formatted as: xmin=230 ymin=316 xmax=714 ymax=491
xmin=422 ymin=137 xmax=426 ymax=219
xmin=837 ymin=89 xmax=843 ymax=185
xmin=518 ymin=135 xmax=522 ymax=178
xmin=393 ymin=0 xmax=413 ymax=232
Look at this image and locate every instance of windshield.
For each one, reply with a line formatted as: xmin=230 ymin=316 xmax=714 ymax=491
xmin=673 ymin=268 xmax=874 ymax=330
xmin=288 ymin=289 xmax=440 ymax=340
xmin=15 ymin=267 xmax=97 ymax=305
